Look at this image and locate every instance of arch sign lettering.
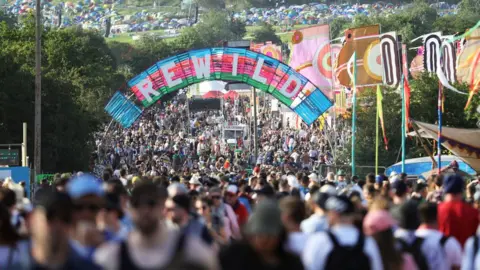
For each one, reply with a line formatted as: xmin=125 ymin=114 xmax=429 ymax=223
xmin=128 ymin=48 xmax=333 ymax=125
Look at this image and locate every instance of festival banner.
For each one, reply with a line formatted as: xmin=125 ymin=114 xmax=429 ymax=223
xmin=127 ymin=48 xmax=333 ymax=125
xmin=336 ymin=25 xmax=382 ymax=88
xmin=289 ymin=25 xmax=338 ymax=98
xmin=104 ymin=92 xmax=142 ymax=128
xmin=457 ymin=29 xmax=480 ymax=108
xmin=380 ymin=32 xmax=401 ymax=87
xmin=410 ymin=48 xmax=424 ymax=79
xmin=251 ymin=42 xmax=283 ymax=61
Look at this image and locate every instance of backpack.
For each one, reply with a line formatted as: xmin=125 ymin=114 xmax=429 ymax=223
xmin=397 ymin=237 xmax=429 ymax=270
xmin=324 ymin=231 xmax=371 ymax=270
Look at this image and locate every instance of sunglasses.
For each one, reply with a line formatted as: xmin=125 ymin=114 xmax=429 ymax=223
xmin=74 ymin=204 xmax=101 ymax=213
xmin=211 ymin=195 xmax=221 ymax=200
xmin=131 ymin=199 xmax=158 ymax=209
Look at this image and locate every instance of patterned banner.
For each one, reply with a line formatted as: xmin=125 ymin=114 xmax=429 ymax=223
xmin=336 ymin=25 xmax=382 ymax=87
xmin=457 ymin=29 xmax=480 ymax=107
xmin=423 ymin=33 xmax=442 ymax=73
xmin=251 ymin=42 xmax=283 ymax=61
xmin=127 ymin=48 xmax=333 ymax=125
xmin=290 ymin=25 xmax=338 ymax=98
xmin=104 ymin=92 xmax=142 ymax=128
xmin=380 ymin=32 xmax=401 ymax=87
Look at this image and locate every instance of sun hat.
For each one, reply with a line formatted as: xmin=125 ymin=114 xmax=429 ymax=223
xmin=363 ymin=210 xmax=397 ymax=235
xmin=189 ymin=177 xmax=202 ymax=186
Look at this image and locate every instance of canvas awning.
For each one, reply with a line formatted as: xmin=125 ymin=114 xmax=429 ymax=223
xmin=409 ymin=120 xmax=480 ymax=173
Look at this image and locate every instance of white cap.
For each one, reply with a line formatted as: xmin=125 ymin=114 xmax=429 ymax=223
xmin=308 ymin=173 xmax=319 ymax=182
xmin=389 ymin=171 xmax=398 ymax=178
xmin=226 ymin=185 xmax=238 ymax=194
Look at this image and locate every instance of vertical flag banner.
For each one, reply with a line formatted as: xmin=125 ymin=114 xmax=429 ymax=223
xmin=377 ymin=85 xmax=388 ymax=150
xmin=402 ymin=44 xmax=411 ymax=132
xmin=456 ymin=29 xmax=480 ymax=108
xmin=441 ymin=41 xmax=457 ymax=84
xmin=423 ymin=33 xmax=442 ymax=73
xmin=437 ymin=83 xmax=444 ymax=174
xmin=336 ymin=25 xmax=382 ymax=88
xmin=290 ymin=25 xmax=337 ymax=98
xmin=349 ymin=52 xmax=357 ymax=176
xmin=104 ymin=92 xmax=142 ymax=128
xmin=380 ymin=32 xmax=401 ymax=88
xmin=410 ymin=47 xmax=425 ymax=79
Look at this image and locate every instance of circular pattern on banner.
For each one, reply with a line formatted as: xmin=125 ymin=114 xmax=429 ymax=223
xmin=292 ymin=31 xmax=303 ymax=44
xmin=313 ymin=42 xmax=332 ymax=79
xmin=363 ymin=40 xmax=383 ymax=81
xmin=312 ymin=43 xmax=342 ymax=81
xmin=261 ymin=45 xmax=281 ymax=60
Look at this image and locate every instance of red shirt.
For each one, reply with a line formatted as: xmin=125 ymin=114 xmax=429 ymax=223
xmin=233 ymin=201 xmax=249 ymax=226
xmin=438 ymin=200 xmax=479 ymax=247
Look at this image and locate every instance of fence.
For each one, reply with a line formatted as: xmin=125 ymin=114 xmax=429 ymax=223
xmin=314 ymin=164 xmax=387 ymax=178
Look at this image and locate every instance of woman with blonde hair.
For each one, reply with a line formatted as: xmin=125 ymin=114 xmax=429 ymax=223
xmin=363 ymin=210 xmax=418 ymax=270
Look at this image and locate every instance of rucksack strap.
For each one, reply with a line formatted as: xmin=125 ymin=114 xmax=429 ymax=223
xmin=473 ymin=236 xmax=479 ymax=268
xmin=440 ymin=235 xmax=450 ymax=247
xmin=353 ymin=233 xmax=365 ymax=252
xmin=327 ymin=231 xmax=341 ymax=249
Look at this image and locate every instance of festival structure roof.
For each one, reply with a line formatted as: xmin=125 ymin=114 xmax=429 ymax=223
xmin=409 ymin=120 xmax=480 ymax=173
xmin=202 ymin=90 xmax=224 ymax=99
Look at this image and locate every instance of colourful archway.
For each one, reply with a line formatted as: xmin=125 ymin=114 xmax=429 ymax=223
xmin=128 ymin=48 xmax=333 ymax=125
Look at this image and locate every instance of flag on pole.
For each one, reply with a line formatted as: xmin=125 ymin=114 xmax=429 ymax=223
xmin=377 ymin=85 xmax=388 ymax=150
xmin=401 ymin=44 xmax=411 ymax=132
xmin=349 ymin=52 xmax=357 ymax=176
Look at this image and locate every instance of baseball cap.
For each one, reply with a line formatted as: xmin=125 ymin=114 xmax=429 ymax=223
xmin=363 ymin=210 xmax=397 ymax=235
xmin=226 ymin=185 xmax=238 ymax=195
xmin=391 ymin=180 xmax=407 ymax=196
xmin=244 ymin=199 xmax=282 ymax=236
xmin=325 ymin=195 xmax=355 ymax=215
xmin=443 ymin=173 xmax=464 ymax=194
xmin=66 ymin=173 xmax=104 ymax=200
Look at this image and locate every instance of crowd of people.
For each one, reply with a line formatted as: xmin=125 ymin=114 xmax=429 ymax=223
xmin=1 ymin=165 xmax=480 ymax=269
xmin=1 ymin=95 xmax=479 ymax=270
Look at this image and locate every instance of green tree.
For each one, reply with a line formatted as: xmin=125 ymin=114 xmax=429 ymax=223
xmin=0 ymin=18 xmax=124 ymax=172
xmin=335 ymin=75 xmax=480 ymax=171
xmin=251 ymin=22 xmax=282 ymax=44
xmin=176 ymin=11 xmax=247 ymax=49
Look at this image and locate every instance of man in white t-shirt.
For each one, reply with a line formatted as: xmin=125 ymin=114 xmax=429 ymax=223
xmin=94 ymin=182 xmax=218 ymax=270
xmin=416 ymin=202 xmax=462 ymax=270
xmin=302 ymin=195 xmax=383 ymax=270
